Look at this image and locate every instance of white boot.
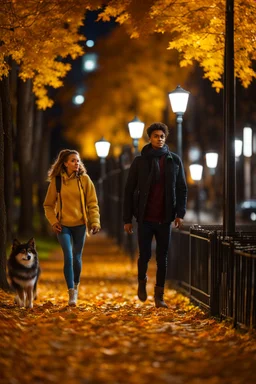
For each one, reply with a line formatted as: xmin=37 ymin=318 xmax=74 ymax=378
xmin=74 ymin=283 xmax=80 ymax=299
xmin=68 ymin=288 xmax=77 ymax=306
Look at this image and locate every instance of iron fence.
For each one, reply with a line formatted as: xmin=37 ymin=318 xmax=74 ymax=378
xmin=168 ymin=225 xmax=256 ymax=328
xmin=219 ymin=236 xmax=256 ymax=328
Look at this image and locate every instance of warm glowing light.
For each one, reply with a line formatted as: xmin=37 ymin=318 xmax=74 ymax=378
xmin=128 ymin=116 xmax=145 ymax=139
xmin=189 ymin=164 xmax=203 ymax=181
xmin=243 ymin=126 xmax=252 ymax=157
xmin=206 ymin=152 xmax=218 ymax=168
xmin=95 ymin=138 xmax=111 ymax=158
xmin=168 ymin=85 xmax=190 ymax=114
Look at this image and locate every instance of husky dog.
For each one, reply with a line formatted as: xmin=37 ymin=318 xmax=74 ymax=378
xmin=8 ymin=238 xmax=40 ymax=308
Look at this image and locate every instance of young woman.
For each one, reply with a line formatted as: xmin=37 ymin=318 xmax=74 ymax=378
xmin=43 ymin=149 xmax=101 ymax=306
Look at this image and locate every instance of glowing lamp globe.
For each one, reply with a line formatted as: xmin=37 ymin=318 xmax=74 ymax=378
xmin=128 ymin=116 xmax=145 ymax=139
xmin=168 ymin=85 xmax=190 ymax=114
xmin=95 ymin=137 xmax=110 ymax=158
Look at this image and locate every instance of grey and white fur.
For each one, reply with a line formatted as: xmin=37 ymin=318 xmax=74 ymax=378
xmin=8 ymin=238 xmax=41 ymax=308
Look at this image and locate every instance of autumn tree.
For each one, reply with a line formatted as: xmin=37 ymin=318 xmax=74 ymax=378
xmin=0 ymin=0 xmax=103 ymax=288
xmin=98 ymin=0 xmax=256 ymax=91
xmin=62 ymin=26 xmax=192 ymax=159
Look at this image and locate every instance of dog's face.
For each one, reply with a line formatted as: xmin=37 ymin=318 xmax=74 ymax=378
xmin=12 ymin=238 xmax=37 ymax=268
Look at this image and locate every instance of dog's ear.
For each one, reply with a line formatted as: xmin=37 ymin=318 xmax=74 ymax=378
xmin=12 ymin=239 xmax=20 ymax=250
xmin=28 ymin=238 xmax=36 ymax=249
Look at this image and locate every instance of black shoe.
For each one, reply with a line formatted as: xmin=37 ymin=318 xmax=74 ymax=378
xmin=154 ymin=286 xmax=168 ymax=308
xmin=138 ymin=278 xmax=147 ymax=302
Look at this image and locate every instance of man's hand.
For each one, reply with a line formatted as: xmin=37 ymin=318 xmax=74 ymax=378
xmin=124 ymin=223 xmax=133 ymax=234
xmin=174 ymin=218 xmax=183 ymax=229
xmin=52 ymin=222 xmax=62 ymax=234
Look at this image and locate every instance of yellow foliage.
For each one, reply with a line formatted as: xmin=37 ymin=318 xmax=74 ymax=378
xmin=0 ymin=0 xmax=101 ymax=109
xmin=62 ymin=26 xmax=191 ymax=159
xmin=99 ymin=0 xmax=256 ymax=90
xmin=1 ymin=0 xmax=255 ymax=110
xmin=1 ymin=235 xmax=256 ymax=384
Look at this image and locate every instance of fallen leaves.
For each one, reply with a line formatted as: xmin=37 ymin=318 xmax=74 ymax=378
xmin=0 ymin=234 xmax=256 ymax=384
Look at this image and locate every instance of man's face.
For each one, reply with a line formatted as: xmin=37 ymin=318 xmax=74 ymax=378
xmin=149 ymin=130 xmax=166 ymax=150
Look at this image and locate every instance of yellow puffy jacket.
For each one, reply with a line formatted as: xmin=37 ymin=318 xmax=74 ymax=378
xmin=43 ymin=171 xmax=100 ymax=232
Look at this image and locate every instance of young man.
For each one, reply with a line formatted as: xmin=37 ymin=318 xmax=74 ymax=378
xmin=123 ymin=122 xmax=187 ymax=308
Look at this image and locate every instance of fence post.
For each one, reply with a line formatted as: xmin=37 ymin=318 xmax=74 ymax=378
xmin=210 ymin=231 xmax=220 ymax=316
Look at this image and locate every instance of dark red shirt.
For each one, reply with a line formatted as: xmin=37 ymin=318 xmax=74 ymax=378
xmin=144 ymin=155 xmax=165 ymax=222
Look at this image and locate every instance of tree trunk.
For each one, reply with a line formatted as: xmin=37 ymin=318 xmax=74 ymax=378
xmin=33 ymin=109 xmax=51 ymax=234
xmin=0 ymin=86 xmax=10 ymax=290
xmin=0 ymin=74 xmax=14 ymax=242
xmin=16 ymin=78 xmax=34 ymax=237
xmin=38 ymin=125 xmax=52 ymax=235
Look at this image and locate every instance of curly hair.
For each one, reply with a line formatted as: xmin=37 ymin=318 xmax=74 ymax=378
xmin=47 ymin=149 xmax=87 ymax=181
xmin=146 ymin=122 xmax=169 ymax=138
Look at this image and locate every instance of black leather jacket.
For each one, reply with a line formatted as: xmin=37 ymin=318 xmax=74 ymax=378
xmin=123 ymin=147 xmax=187 ymax=224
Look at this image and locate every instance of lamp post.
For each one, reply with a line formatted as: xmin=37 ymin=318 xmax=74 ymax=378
xmin=223 ymin=0 xmax=235 ymax=234
xmin=128 ymin=116 xmax=145 ymax=157
xmin=189 ymin=164 xmax=203 ymax=223
xmin=243 ymin=126 xmax=252 ymax=200
xmin=95 ymin=137 xmax=111 ymax=178
xmin=168 ymin=85 xmax=190 ymax=159
xmin=206 ymin=152 xmax=219 ymax=175
xmin=206 ymin=152 xmax=219 ymax=221
xmin=95 ymin=137 xmax=111 ymax=205
xmin=235 ymin=138 xmax=243 ymax=204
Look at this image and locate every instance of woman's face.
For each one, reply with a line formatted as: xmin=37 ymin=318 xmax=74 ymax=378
xmin=64 ymin=154 xmax=80 ymax=175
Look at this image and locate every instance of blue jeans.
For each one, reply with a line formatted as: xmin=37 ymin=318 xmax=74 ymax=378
xmin=57 ymin=225 xmax=86 ymax=289
xmin=137 ymin=221 xmax=171 ymax=287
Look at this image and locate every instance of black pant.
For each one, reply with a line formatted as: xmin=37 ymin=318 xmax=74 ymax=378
xmin=137 ymin=221 xmax=171 ymax=287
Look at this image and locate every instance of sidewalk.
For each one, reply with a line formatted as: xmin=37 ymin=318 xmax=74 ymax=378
xmin=1 ymin=232 xmax=256 ymax=384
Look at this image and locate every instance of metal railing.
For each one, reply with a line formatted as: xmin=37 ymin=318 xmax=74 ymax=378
xmin=219 ymin=235 xmax=256 ymax=328
xmin=168 ymin=225 xmax=256 ymax=328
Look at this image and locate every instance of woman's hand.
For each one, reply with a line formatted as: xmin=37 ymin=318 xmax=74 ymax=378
xmin=90 ymin=226 xmax=100 ymax=235
xmin=52 ymin=222 xmax=62 ymax=234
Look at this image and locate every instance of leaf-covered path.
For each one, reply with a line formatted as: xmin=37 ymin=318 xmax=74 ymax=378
xmin=1 ymin=233 xmax=256 ymax=384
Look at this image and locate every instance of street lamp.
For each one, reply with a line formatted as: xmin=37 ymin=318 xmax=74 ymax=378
xmin=206 ymin=152 xmax=219 ymax=175
xmin=235 ymin=139 xmax=243 ymax=158
xmin=95 ymin=137 xmax=110 ymax=209
xmin=95 ymin=137 xmax=111 ymax=179
xmin=189 ymin=164 xmax=203 ymax=223
xmin=206 ymin=152 xmax=220 ymax=221
xmin=235 ymin=138 xmax=243 ymax=204
xmin=243 ymin=126 xmax=252 ymax=200
xmin=128 ymin=116 xmax=145 ymax=156
xmin=189 ymin=164 xmax=203 ymax=181
xmin=243 ymin=126 xmax=252 ymax=158
xmin=168 ymin=85 xmax=190 ymax=159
